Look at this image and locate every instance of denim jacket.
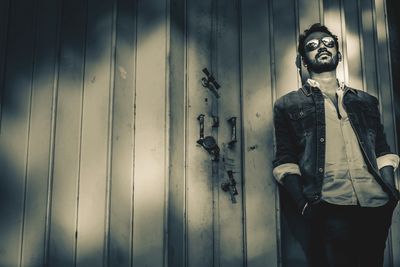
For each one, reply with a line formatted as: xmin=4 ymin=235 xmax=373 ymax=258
xmin=273 ymin=83 xmax=400 ymax=204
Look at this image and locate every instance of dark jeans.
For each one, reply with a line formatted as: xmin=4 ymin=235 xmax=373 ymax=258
xmin=306 ymin=200 xmax=397 ymax=267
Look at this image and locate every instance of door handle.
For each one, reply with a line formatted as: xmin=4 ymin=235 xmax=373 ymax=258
xmin=197 ymin=114 xmax=220 ymax=161
xmin=227 ymin=117 xmax=237 ymax=148
xmin=197 ymin=136 xmax=220 ymax=161
xmin=197 ymin=114 xmax=205 ymax=141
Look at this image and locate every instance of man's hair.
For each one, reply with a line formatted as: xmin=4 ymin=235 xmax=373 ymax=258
xmin=297 ymin=23 xmax=339 ymax=58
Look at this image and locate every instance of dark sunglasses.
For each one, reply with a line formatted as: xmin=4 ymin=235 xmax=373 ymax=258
xmin=305 ymin=36 xmax=335 ymax=52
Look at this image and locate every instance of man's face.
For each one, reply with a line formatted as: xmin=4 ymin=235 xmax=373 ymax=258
xmin=303 ymin=31 xmax=340 ymax=73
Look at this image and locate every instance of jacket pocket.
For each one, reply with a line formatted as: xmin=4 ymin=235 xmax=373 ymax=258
xmin=288 ymin=106 xmax=315 ymax=120
xmin=288 ymin=106 xmax=316 ymax=133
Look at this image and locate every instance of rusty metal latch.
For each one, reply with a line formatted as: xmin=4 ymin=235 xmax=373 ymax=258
xmin=221 ymin=170 xmax=238 ymax=203
xmin=201 ymin=68 xmax=220 ymax=98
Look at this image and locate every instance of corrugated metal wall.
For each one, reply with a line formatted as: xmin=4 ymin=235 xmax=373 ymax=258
xmin=0 ymin=0 xmax=398 ymax=266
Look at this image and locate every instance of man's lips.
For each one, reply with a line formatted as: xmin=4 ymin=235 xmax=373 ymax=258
xmin=316 ymin=51 xmax=332 ymax=59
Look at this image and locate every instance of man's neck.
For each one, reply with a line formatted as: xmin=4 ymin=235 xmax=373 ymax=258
xmin=309 ymin=70 xmax=338 ymax=94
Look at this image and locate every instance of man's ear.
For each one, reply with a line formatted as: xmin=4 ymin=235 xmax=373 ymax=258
xmin=295 ymin=53 xmax=302 ymax=69
xmin=338 ymin=51 xmax=342 ymax=62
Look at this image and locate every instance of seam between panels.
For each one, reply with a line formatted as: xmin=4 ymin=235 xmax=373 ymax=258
xmin=164 ymin=0 xmax=171 ymax=265
xmin=44 ymin=0 xmax=64 ymax=264
xmin=20 ymin=0 xmax=40 ymax=265
xmin=357 ymin=0 xmax=367 ymax=91
xmin=74 ymin=0 xmax=90 ymax=265
xmin=103 ymin=0 xmax=118 ymax=265
xmin=183 ymin=0 xmax=189 ymax=265
xmin=339 ymin=0 xmax=349 ymax=85
xmin=130 ymin=0 xmax=139 ymax=265
xmin=237 ymin=0 xmax=247 ymax=266
xmin=268 ymin=0 xmax=281 ymax=266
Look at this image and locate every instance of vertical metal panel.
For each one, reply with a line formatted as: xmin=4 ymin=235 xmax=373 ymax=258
xmin=21 ymin=0 xmax=61 ymax=266
xmin=0 ymin=0 xmax=11 ymax=124
xmin=48 ymin=0 xmax=87 ymax=265
xmin=324 ymin=0 xmax=347 ymax=82
xmin=297 ymin=0 xmax=321 ymax=103
xmin=374 ymin=0 xmax=396 ymax=158
xmin=185 ymin=0 xmax=214 ymax=266
xmin=273 ymin=0 xmax=299 ymax=97
xmin=240 ymin=0 xmax=278 ymax=266
xmin=132 ymin=0 xmax=168 ymax=266
xmin=216 ymin=0 xmax=244 ymax=266
xmin=168 ymin=0 xmax=187 ymax=265
xmin=108 ymin=0 xmax=137 ymax=265
xmin=0 ymin=0 xmax=36 ymax=265
xmin=359 ymin=0 xmax=379 ymax=96
xmin=343 ymin=0 xmax=363 ymax=89
xmin=297 ymin=0 xmax=323 ymax=86
xmin=298 ymin=0 xmax=322 ymax=31
xmin=75 ymin=0 xmax=114 ymax=265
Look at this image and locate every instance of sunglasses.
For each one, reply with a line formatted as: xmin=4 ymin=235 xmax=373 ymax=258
xmin=305 ymin=36 xmax=335 ymax=52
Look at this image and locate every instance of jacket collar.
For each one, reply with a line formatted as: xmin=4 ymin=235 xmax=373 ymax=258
xmin=300 ymin=78 xmax=358 ymax=97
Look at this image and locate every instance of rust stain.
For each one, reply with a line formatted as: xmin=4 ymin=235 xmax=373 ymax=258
xmin=248 ymin=144 xmax=258 ymax=151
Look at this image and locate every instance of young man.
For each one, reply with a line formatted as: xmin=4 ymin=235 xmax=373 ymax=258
xmin=272 ymin=23 xmax=400 ymax=267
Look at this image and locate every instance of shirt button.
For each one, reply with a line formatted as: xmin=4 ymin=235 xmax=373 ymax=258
xmin=320 ymin=138 xmax=324 ymax=142
xmin=318 ymin=168 xmax=324 ymax=173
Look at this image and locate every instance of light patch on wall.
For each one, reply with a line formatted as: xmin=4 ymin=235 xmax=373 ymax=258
xmin=345 ymin=33 xmax=360 ymax=63
xmin=345 ymin=31 xmax=363 ymax=89
xmin=374 ymin=1 xmax=387 ymax=42
xmin=324 ymin=9 xmax=346 ymax=82
xmin=277 ymin=52 xmax=298 ymax=92
xmin=0 ymin=127 xmax=28 ymax=176
xmin=137 ymin=25 xmax=166 ymax=81
xmin=132 ymin=18 xmax=167 ymax=265
xmin=277 ymin=52 xmax=299 ymax=98
xmin=362 ymin=9 xmax=374 ymax=33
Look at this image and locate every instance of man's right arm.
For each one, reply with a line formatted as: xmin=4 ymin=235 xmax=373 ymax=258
xmin=272 ymin=99 xmax=308 ymax=213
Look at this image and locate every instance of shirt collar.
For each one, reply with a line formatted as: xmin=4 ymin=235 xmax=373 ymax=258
xmin=306 ymin=78 xmax=345 ymax=90
xmin=301 ymin=78 xmax=357 ymax=96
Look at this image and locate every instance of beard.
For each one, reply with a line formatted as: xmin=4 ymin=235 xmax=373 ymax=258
xmin=306 ymin=52 xmax=340 ymax=73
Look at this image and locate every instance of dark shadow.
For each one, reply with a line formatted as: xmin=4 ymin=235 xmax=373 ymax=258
xmin=279 ymin=187 xmax=310 ymax=267
xmin=386 ymin=0 xmax=400 ymax=155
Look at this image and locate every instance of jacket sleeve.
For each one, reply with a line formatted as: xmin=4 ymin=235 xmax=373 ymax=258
xmin=370 ymin=96 xmax=399 ymax=197
xmin=272 ymin=98 xmax=300 ymax=168
xmin=371 ymin=96 xmax=392 ymax=157
xmin=272 ymin=98 xmax=307 ymax=212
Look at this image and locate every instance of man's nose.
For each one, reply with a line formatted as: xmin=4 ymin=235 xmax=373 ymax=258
xmin=318 ymin=46 xmax=328 ymax=52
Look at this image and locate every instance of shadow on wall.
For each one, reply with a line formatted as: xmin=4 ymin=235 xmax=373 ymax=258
xmin=0 ymin=0 xmax=168 ymax=265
